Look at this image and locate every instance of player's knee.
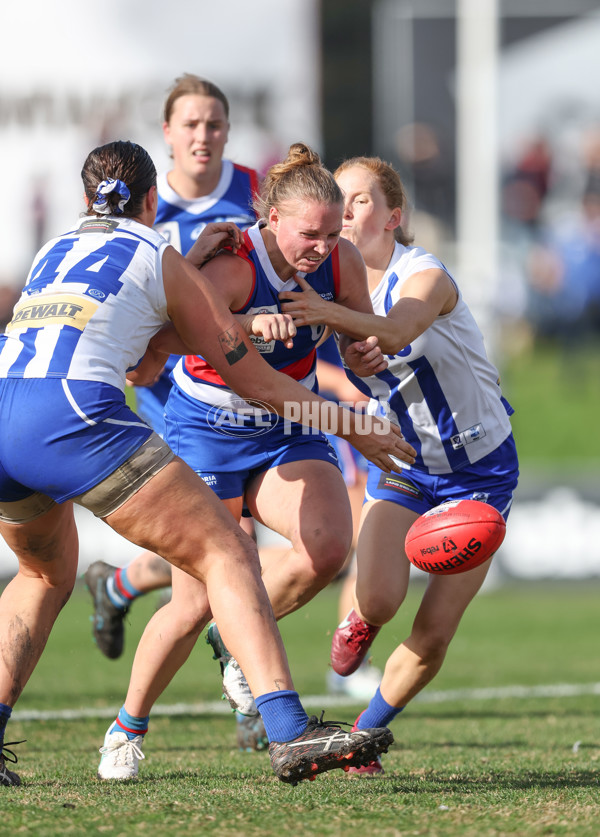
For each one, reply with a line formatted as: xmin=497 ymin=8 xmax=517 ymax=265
xmin=161 ymin=599 xmax=209 ymax=637
xmin=359 ymin=593 xmax=401 ymax=627
xmin=16 ymin=542 xmax=78 ymax=594
xmin=298 ymin=527 xmax=352 ymax=580
xmin=15 ymin=563 xmax=76 ymax=612
xmin=357 ymin=580 xmax=406 ymax=625
xmin=175 ymin=527 xmax=261 ymax=580
xmin=280 ymin=546 xmax=343 ymax=596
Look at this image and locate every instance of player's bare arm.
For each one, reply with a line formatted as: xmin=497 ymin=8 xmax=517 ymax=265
xmin=281 ymin=265 xmax=456 ymax=355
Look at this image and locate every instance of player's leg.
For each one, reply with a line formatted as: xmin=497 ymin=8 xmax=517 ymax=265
xmin=375 ymin=443 xmax=519 ymax=707
xmin=246 ymin=459 xmax=353 ymax=618
xmin=380 ymin=557 xmax=493 ymax=708
xmin=349 ymin=446 xmax=519 ymax=776
xmin=83 ymin=370 xmax=177 ymax=649
xmin=354 ymin=501 xmax=418 ymax=623
xmin=0 ymin=502 xmax=79 ymax=784
xmin=336 ymin=563 xmax=357 ymax=622
xmin=343 ymin=453 xmax=369 ymax=554
xmin=340 ymin=502 xmax=488 ymax=777
xmin=330 ymin=500 xmax=417 ymax=676
xmin=0 ymin=502 xmax=79 ymax=704
xmin=347 ymin=555 xmax=493 ymax=778
xmin=97 ymin=460 xmax=393 ymax=782
xmin=102 ymin=461 xmax=292 ymax=700
xmin=203 ymin=457 xmax=351 ymax=723
xmin=97 ymin=462 xmax=292 ymax=780
xmin=96 ymin=559 xmax=214 ymax=780
xmin=119 ymin=495 xmax=242 ymax=716
xmin=239 ymin=515 xmax=257 ymax=541
xmin=324 ymin=446 xmax=382 ymax=699
xmin=121 ymin=563 xmax=213 ymax=716
xmin=111 ymin=551 xmax=172 ymax=593
xmin=330 ymin=452 xmax=368 ymax=619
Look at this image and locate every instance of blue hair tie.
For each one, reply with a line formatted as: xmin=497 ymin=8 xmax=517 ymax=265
xmin=92 ymin=178 xmax=131 ymax=215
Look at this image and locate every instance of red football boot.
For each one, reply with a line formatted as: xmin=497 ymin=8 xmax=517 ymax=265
xmin=330 ymin=609 xmax=381 ymax=676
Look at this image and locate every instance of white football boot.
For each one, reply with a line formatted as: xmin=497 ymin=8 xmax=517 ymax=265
xmin=206 ymin=623 xmax=258 ymax=717
xmin=98 ymin=726 xmax=145 ymax=780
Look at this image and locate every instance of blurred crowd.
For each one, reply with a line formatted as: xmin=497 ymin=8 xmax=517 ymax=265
xmin=499 ymin=127 xmax=600 ymax=352
xmin=393 ymin=119 xmax=600 ymax=358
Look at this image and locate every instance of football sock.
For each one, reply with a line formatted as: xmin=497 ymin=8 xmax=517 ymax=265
xmin=254 ymin=690 xmax=308 ymax=743
xmin=0 ymin=703 xmax=12 ymax=749
xmin=106 ymin=567 xmax=142 ymax=611
xmin=113 ymin=705 xmax=149 ymax=740
xmin=356 ymin=687 xmax=404 ymax=729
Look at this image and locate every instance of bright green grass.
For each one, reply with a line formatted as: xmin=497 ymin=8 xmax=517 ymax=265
xmin=501 ymin=339 xmax=600 ymax=467
xmin=2 ymin=580 xmax=600 ymax=835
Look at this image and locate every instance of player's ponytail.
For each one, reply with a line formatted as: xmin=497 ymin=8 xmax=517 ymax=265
xmin=254 ymin=142 xmax=342 ymax=219
xmin=81 ymin=141 xmax=157 ymax=218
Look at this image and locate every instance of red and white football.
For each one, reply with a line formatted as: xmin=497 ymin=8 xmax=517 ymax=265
xmin=404 ymin=499 xmax=506 ymax=575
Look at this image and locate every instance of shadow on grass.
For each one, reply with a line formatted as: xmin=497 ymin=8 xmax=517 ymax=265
xmin=385 ymin=768 xmax=600 ymax=793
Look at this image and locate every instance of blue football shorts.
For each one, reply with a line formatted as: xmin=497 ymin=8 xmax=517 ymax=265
xmin=0 ymin=378 xmax=155 ymax=508
xmin=134 ymin=355 xmax=179 ymax=438
xmin=365 ymin=433 xmax=519 ymax=521
xmin=164 ymin=385 xmax=341 ymax=500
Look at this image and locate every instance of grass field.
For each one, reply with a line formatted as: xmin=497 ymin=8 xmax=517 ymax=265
xmin=2 ymin=578 xmax=599 ymax=836
xmin=501 ymin=339 xmax=600 ymax=467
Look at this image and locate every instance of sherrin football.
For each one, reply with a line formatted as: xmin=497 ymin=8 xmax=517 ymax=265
xmin=405 ymin=499 xmax=506 ymax=575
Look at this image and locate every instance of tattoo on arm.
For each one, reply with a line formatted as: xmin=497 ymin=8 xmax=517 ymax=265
xmin=219 ymin=325 xmax=248 ymax=366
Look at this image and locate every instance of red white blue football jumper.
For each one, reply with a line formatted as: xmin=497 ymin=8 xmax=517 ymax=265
xmin=136 ymin=161 xmax=259 ymax=432
xmin=153 ymin=161 xmax=259 ymax=252
xmin=164 ymin=221 xmax=343 ymax=499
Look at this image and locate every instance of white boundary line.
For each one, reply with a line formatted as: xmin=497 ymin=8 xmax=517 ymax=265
xmin=12 ymin=682 xmax=600 ymax=722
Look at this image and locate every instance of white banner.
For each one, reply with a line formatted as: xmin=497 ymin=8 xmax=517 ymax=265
xmin=0 ymin=0 xmax=320 ymax=285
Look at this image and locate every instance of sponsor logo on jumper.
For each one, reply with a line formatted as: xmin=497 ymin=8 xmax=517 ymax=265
xmin=451 ymin=423 xmax=486 ymax=450
xmin=6 ymin=294 xmax=98 ymax=332
xmin=79 ymin=219 xmax=118 ymax=235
